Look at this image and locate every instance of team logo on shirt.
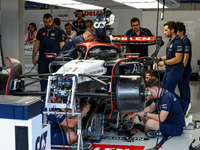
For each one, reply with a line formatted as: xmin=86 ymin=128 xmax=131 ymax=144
xmin=42 ymin=32 xmax=46 ymax=36
xmin=161 ymin=104 xmax=167 ymax=109
xmin=177 ymin=46 xmax=183 ymax=52
xmin=51 ymin=33 xmax=55 ymax=37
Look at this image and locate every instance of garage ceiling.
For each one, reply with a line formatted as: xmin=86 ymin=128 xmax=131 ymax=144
xmin=25 ymin=0 xmax=200 ymax=10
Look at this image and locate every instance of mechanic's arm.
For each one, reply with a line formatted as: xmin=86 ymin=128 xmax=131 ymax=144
xmin=60 ymin=102 xmax=90 ymax=128
xmin=32 ymin=40 xmax=40 ymax=66
xmin=154 ymin=56 xmax=166 ymax=63
xmin=129 ymin=102 xmax=156 ymax=122
xmin=158 ymin=53 xmax=183 ymax=67
xmin=144 ymin=110 xmax=169 ymax=122
xmin=183 ymin=53 xmax=189 ymax=67
xmin=59 ymin=41 xmax=65 ymax=49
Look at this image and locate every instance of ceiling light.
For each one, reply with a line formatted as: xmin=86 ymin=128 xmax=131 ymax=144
xmin=113 ymin=0 xmax=168 ymax=8
xmin=26 ymin=0 xmax=104 ymax=10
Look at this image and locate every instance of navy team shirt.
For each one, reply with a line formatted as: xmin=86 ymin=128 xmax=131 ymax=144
xmin=59 ymin=35 xmax=84 ymax=59
xmin=182 ymin=35 xmax=192 ymax=70
xmin=125 ymin=27 xmax=153 ymax=57
xmin=58 ymin=26 xmax=67 ymax=41
xmin=37 ymin=26 xmax=65 ymax=61
xmin=48 ymin=113 xmax=66 ymax=135
xmin=72 ymin=19 xmax=86 ymax=36
xmin=157 ymin=89 xmax=185 ymax=128
xmin=166 ymin=35 xmax=184 ymax=71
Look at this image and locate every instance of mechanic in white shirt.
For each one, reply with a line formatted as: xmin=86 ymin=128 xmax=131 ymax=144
xmin=65 ymin=23 xmax=77 ymax=41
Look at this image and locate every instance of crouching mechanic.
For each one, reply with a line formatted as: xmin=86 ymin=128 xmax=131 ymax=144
xmin=129 ymin=78 xmax=185 ymax=139
xmin=48 ymin=97 xmax=90 ymax=145
xmin=59 ymin=28 xmax=96 ymax=59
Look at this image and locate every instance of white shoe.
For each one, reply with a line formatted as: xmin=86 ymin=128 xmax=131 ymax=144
xmin=185 ymin=114 xmax=193 ymax=127
xmin=185 ymin=103 xmax=192 ymax=117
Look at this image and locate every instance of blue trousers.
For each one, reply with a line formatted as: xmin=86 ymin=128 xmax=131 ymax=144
xmin=178 ymin=66 xmax=192 ymax=106
xmin=37 ymin=60 xmax=51 ymax=92
xmin=162 ymin=69 xmax=183 ymax=94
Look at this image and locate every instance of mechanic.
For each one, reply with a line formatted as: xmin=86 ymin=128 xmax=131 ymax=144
xmin=176 ymin=22 xmax=192 ymax=113
xmin=64 ymin=23 xmax=77 ymax=41
xmin=32 ymin=13 xmax=65 ymax=92
xmin=144 ymin=70 xmax=188 ymax=116
xmin=59 ymin=28 xmax=96 ymax=59
xmin=156 ymin=21 xmax=184 ymax=94
xmin=53 ymin=17 xmax=67 ymax=41
xmin=145 ymin=70 xmax=158 ymax=107
xmin=125 ymin=17 xmax=153 ymax=57
xmin=72 ymin=10 xmax=86 ymax=36
xmin=25 ymin=22 xmax=37 ymax=45
xmin=85 ymin=19 xmax=93 ymax=29
xmin=48 ymin=97 xmax=90 ymax=145
xmin=129 ymin=78 xmax=185 ymax=141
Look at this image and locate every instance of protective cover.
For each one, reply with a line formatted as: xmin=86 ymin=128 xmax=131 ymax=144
xmin=0 ymin=95 xmax=40 ymax=120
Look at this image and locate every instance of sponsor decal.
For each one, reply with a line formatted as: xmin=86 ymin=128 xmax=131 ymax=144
xmin=93 ymin=21 xmax=106 ymax=29
xmin=131 ymin=63 xmax=142 ymax=73
xmin=161 ymin=104 xmax=167 ymax=109
xmin=112 ymin=36 xmax=155 ymax=42
xmin=91 ymin=144 xmax=145 ymax=150
xmin=89 ymin=69 xmax=104 ymax=74
xmin=56 ymin=14 xmax=68 ymax=17
xmin=25 ymin=47 xmax=33 ymax=52
xmin=177 ymin=46 xmax=183 ymax=51
xmin=35 ymin=131 xmax=48 ymax=150
xmin=73 ymin=10 xmax=103 ymax=16
xmin=126 ymin=55 xmax=139 ymax=58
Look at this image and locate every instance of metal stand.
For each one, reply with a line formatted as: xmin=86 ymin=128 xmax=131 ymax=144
xmin=43 ymin=111 xmax=84 ymax=150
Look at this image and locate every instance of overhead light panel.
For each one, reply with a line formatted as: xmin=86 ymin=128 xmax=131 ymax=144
xmin=112 ymin=0 xmax=180 ymax=9
xmin=26 ymin=0 xmax=104 ymax=10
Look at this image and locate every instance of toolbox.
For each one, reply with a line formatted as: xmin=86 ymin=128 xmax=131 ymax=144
xmin=0 ymin=95 xmax=41 ymax=120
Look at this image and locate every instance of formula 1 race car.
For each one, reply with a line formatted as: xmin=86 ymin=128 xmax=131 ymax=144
xmin=1 ymin=7 xmax=164 ymax=115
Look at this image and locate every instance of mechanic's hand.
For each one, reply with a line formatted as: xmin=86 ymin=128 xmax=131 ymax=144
xmin=158 ymin=61 xmax=165 ymax=67
xmin=51 ymin=96 xmax=63 ymax=103
xmin=136 ymin=112 xmax=145 ymax=117
xmin=32 ymin=57 xmax=37 ymax=66
xmin=129 ymin=113 xmax=137 ymax=122
xmin=153 ymin=57 xmax=160 ymax=63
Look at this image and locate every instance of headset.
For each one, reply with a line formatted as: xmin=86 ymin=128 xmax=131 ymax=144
xmin=28 ymin=22 xmax=37 ymax=31
xmin=75 ymin=10 xmax=85 ymax=18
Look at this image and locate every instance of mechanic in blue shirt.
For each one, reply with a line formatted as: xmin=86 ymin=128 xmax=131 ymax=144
xmin=125 ymin=17 xmax=153 ymax=57
xmin=59 ymin=28 xmax=96 ymax=59
xmin=157 ymin=21 xmax=184 ymax=94
xmin=72 ymin=10 xmax=86 ymax=36
xmin=53 ymin=17 xmax=67 ymax=42
xmin=32 ymin=13 xmax=65 ymax=92
xmin=176 ymin=22 xmax=192 ymax=110
xmin=129 ymin=78 xmax=185 ymax=143
xmin=47 ymin=97 xmax=90 ymax=145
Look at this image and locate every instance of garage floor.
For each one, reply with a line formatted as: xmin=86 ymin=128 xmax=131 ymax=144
xmin=99 ymin=80 xmax=200 ymax=150
xmin=25 ymin=80 xmax=200 ymax=150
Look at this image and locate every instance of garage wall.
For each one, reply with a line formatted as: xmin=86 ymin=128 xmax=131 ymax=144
xmin=142 ymin=10 xmax=200 ymax=73
xmin=25 ymin=8 xmax=142 ymax=35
